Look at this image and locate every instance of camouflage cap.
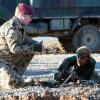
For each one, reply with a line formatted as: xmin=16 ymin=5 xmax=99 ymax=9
xmin=18 ymin=3 xmax=33 ymax=15
xmin=76 ymin=46 xmax=91 ymax=56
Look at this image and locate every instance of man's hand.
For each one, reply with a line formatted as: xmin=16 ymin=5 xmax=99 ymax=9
xmin=31 ymin=40 xmax=42 ymax=52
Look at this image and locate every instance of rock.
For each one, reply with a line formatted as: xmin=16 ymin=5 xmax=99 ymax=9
xmin=41 ymin=90 xmax=53 ymax=97
xmin=35 ymin=96 xmax=41 ymax=100
xmin=41 ymin=90 xmax=57 ymax=100
xmin=30 ymin=93 xmax=37 ymax=100
xmin=60 ymin=95 xmax=77 ymax=100
xmin=0 ymin=96 xmax=5 ymax=100
xmin=53 ymin=97 xmax=60 ymax=100
xmin=81 ymin=96 xmax=88 ymax=100
xmin=7 ymin=95 xmax=19 ymax=100
xmin=21 ymin=95 xmax=30 ymax=100
xmin=20 ymin=93 xmax=37 ymax=100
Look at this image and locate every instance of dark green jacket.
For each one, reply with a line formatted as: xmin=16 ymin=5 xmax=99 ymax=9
xmin=54 ymin=56 xmax=96 ymax=83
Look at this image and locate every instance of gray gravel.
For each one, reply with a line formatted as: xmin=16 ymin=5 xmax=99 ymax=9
xmin=0 ymin=54 xmax=100 ymax=99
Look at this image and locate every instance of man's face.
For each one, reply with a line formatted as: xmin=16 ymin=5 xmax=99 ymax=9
xmin=21 ymin=13 xmax=32 ymax=25
xmin=77 ymin=54 xmax=90 ymax=66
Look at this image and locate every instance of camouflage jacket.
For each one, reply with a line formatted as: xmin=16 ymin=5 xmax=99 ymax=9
xmin=55 ymin=56 xmax=96 ymax=81
xmin=0 ymin=16 xmax=36 ymax=64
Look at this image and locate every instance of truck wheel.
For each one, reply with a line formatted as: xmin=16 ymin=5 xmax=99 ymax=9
xmin=73 ymin=25 xmax=100 ymax=52
xmin=58 ymin=37 xmax=74 ymax=52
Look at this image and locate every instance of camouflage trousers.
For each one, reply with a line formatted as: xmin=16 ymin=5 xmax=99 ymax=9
xmin=0 ymin=54 xmax=33 ymax=89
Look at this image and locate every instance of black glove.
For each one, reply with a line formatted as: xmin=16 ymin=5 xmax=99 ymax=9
xmin=31 ymin=40 xmax=42 ymax=52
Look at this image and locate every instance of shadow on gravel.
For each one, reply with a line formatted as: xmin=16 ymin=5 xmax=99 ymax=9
xmin=24 ymin=68 xmax=57 ymax=76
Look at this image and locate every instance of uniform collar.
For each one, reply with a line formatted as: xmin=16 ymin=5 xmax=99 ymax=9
xmin=13 ymin=16 xmax=23 ymax=29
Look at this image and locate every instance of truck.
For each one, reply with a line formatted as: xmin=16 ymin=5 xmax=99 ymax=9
xmin=1 ymin=0 xmax=100 ymax=52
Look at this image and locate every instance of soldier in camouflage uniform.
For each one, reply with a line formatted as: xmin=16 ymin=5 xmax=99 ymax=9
xmin=0 ymin=3 xmax=42 ymax=89
xmin=54 ymin=46 xmax=100 ymax=84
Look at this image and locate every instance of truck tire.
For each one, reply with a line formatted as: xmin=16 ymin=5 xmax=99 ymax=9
xmin=58 ymin=37 xmax=74 ymax=52
xmin=73 ymin=25 xmax=100 ymax=52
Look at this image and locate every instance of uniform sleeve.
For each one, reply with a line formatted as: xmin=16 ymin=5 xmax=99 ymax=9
xmin=58 ymin=58 xmax=69 ymax=71
xmin=25 ymin=37 xmax=42 ymax=52
xmin=58 ymin=56 xmax=76 ymax=71
xmin=5 ymin=28 xmax=32 ymax=55
xmin=84 ymin=58 xmax=96 ymax=80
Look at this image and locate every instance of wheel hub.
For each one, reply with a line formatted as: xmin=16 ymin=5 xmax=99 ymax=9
xmin=82 ymin=33 xmax=95 ymax=46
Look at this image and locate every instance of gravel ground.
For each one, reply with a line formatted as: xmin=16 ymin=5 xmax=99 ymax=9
xmin=0 ymin=54 xmax=100 ymax=99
